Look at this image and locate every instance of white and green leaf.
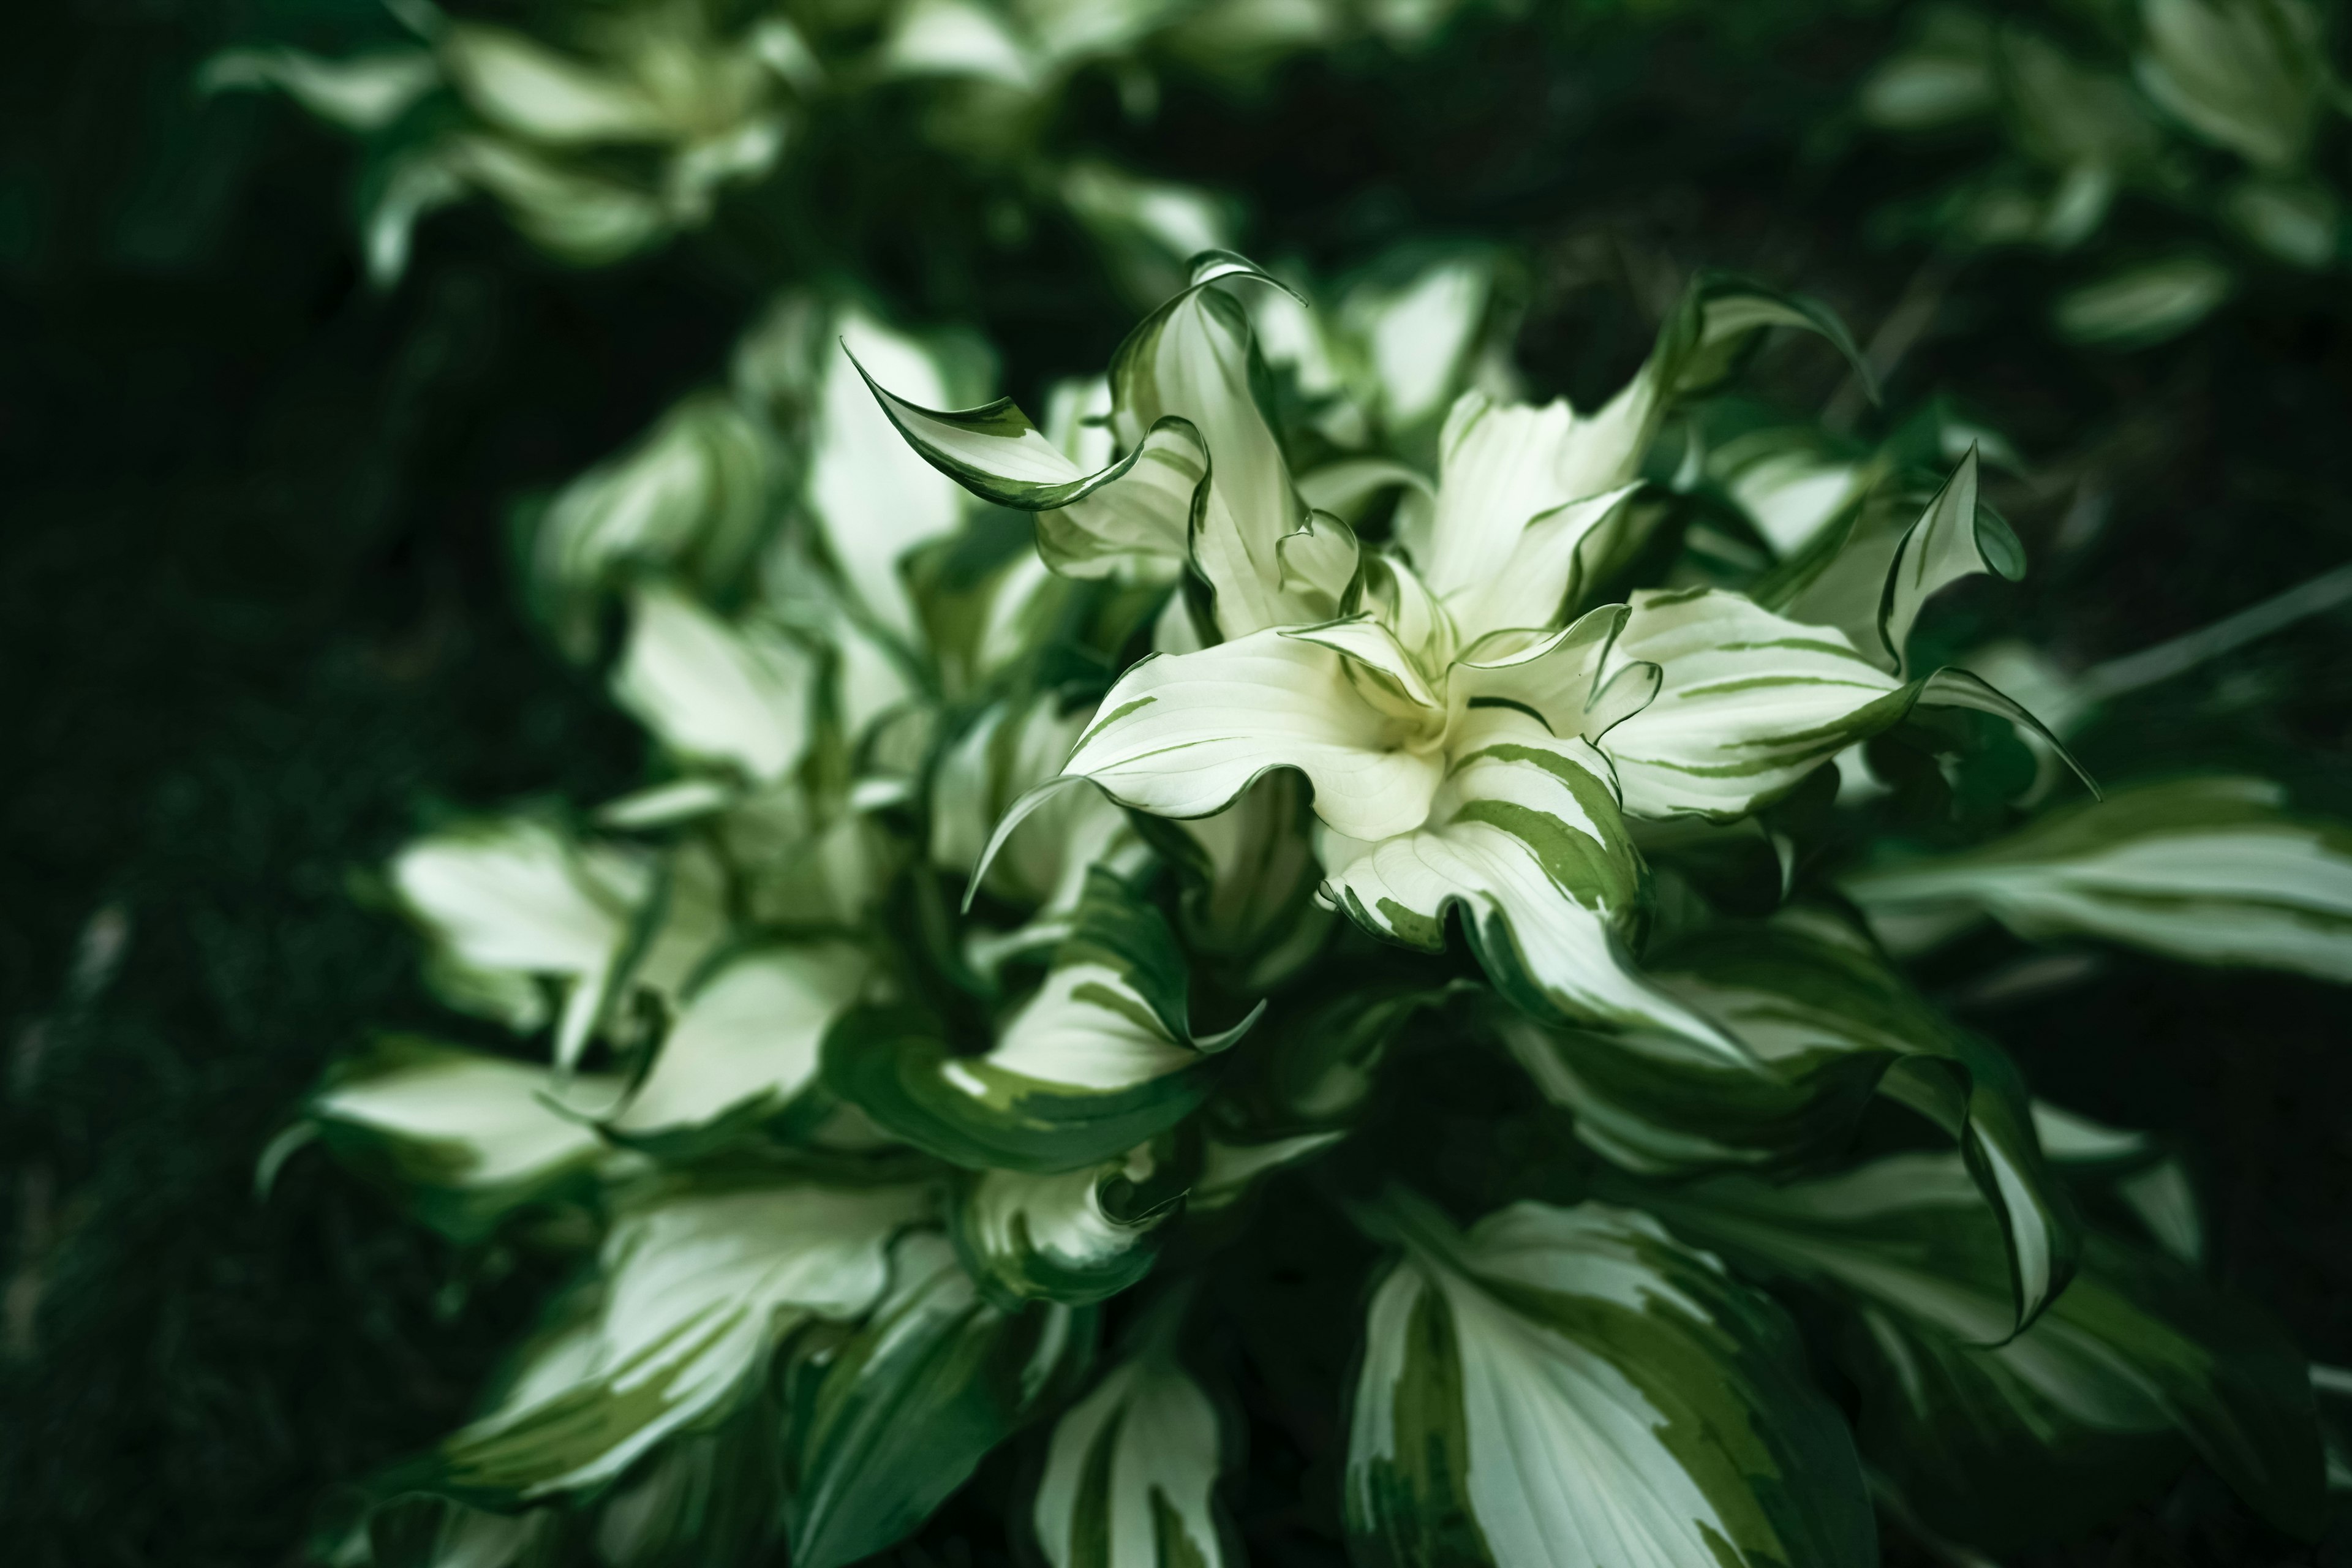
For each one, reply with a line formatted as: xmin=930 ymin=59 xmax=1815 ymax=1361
xmin=1345 ymin=1193 xmax=1875 ymax=1568
xmin=782 ymin=1232 xmax=1091 ymax=1568
xmin=527 ymin=392 xmax=777 ymax=661
xmin=824 ymin=870 xmax=1250 ymax=1172
xmin=1502 ymin=908 xmax=2079 ymax=1329
xmin=1843 ymin=775 xmax=2352 ymax=982
xmin=1600 ymin=587 xmax=2082 ymax=821
xmin=388 ymin=816 xmax=644 ymax=1068
xmin=1108 ymin=251 xmax=1313 ymax=638
xmin=419 ymin=1178 xmax=929 ymax=1502
xmin=606 ymin=943 xmax=870 ymax=1153
xmin=1063 ymin=626 xmax=1447 ymax=843
xmin=301 ymin=1036 xmax=613 ymax=1243
xmin=1033 ymin=1348 xmax=1235 ymax=1568
xmin=1320 ymin=712 xmax=1728 ymax=1046
xmin=954 ymin=1145 xmax=1182 ymax=1306
xmin=854 ymin=355 xmax=1208 ymax=582
xmin=611 ymin=583 xmax=815 ymax=786
xmin=1641 ymin=1156 xmax=2326 ymax=1540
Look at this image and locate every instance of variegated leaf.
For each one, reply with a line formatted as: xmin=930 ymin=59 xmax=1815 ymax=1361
xmin=1063 ymin=625 xmax=1447 ymax=843
xmin=1319 ymin=711 xmax=1728 ymax=1044
xmin=1642 ymin=1156 xmax=2326 ymax=1542
xmin=782 ymin=1233 xmax=1092 ymax=1568
xmin=1871 ymin=449 xmax=2022 ymax=676
xmin=1600 ymin=587 xmax=2081 ymax=821
xmin=1843 ymin=775 xmax=2352 ymax=981
xmin=1404 ymin=388 xmax=1649 ymax=641
xmin=418 ymin=1178 xmax=929 ymax=1502
xmin=1346 ymin=1193 xmax=1874 ymax=1568
xmin=1109 ymin=251 xmax=1316 ymax=639
xmin=1034 ymin=1349 xmax=1235 ymax=1568
xmin=388 ymin=816 xmax=641 ymax=1069
xmin=933 ymin=695 xmax=1136 ymax=916
xmin=954 ymin=1145 xmax=1181 ymax=1306
xmin=301 ymin=1036 xmax=612 ymax=1243
xmin=854 ymin=355 xmax=1209 ymax=582
xmin=824 ymin=870 xmax=1250 ymax=1172
xmin=1502 ymin=908 xmax=2079 ymax=1329
xmin=606 ymin=943 xmax=869 ymax=1153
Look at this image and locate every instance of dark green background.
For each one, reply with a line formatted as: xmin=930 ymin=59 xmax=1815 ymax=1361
xmin=4 ymin=2 xmax=2346 ymax=1562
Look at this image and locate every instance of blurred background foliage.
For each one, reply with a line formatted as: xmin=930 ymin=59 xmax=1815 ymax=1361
xmin=4 ymin=0 xmax=2349 ymax=1563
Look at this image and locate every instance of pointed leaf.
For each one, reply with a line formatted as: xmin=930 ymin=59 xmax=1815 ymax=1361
xmin=1873 ymin=450 xmax=2022 ymax=676
xmin=418 ymin=1179 xmax=929 ymax=1502
xmin=855 ymin=353 xmax=1212 ymax=582
xmin=1600 ymin=588 xmax=2085 ymax=821
xmin=1110 ymin=252 xmax=1312 ymax=638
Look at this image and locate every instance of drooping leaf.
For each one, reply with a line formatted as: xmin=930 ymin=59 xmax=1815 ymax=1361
xmin=1843 ymin=775 xmax=2352 ymax=981
xmin=809 ymin=312 xmax=976 ymax=643
xmin=782 ymin=1233 xmax=1093 ymax=1568
xmin=1502 ymin=908 xmax=2079 ymax=1329
xmin=299 ymin=1036 xmax=613 ymax=1244
xmin=1344 ymin=1192 xmax=1875 ymax=1568
xmin=1641 ymin=1156 xmax=2326 ymax=1542
xmin=853 ymin=354 xmax=1210 ymax=583
xmin=1033 ymin=1347 xmax=1237 ymax=1568
xmin=415 ymin=1178 xmax=929 ymax=1502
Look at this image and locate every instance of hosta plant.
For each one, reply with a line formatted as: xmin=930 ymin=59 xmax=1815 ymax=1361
xmin=274 ymin=251 xmax=2347 ymax=1566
